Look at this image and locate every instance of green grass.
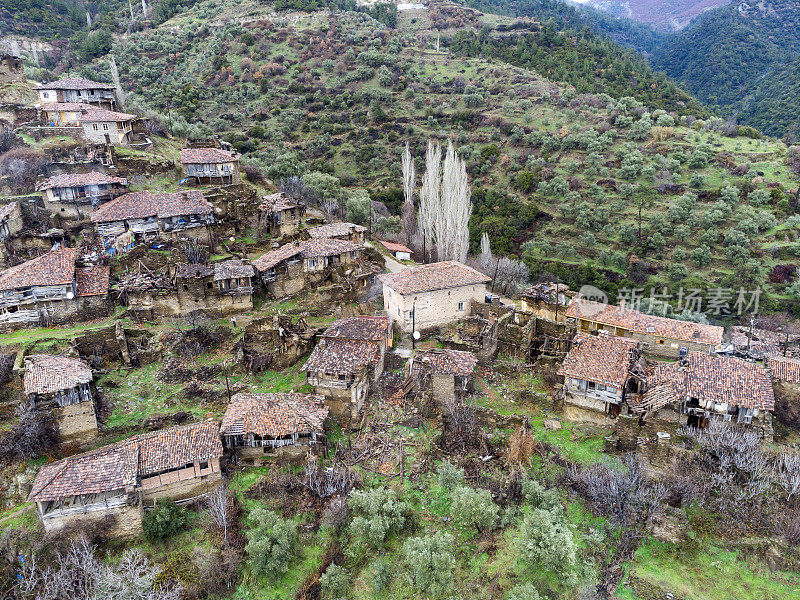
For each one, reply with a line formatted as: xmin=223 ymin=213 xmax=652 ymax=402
xmin=630 ymin=539 xmax=800 ymax=600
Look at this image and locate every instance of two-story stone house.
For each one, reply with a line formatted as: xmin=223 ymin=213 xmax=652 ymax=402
xmin=379 ymin=261 xmax=491 ymax=332
xmin=304 ymin=316 xmax=392 ymax=420
xmin=79 ymin=107 xmax=136 ymax=145
xmin=91 ymin=190 xmax=214 ymax=250
xmin=36 ymin=78 xmax=116 ymax=109
xmin=28 ymin=420 xmax=223 ymax=538
xmin=258 ymin=192 xmax=305 ymax=237
xmin=174 ymin=259 xmax=255 ymax=315
xmin=220 ymin=392 xmax=328 ymax=464
xmin=37 ymin=171 xmax=128 ymax=220
xmin=179 ymin=147 xmax=241 ymax=185
xmin=252 ymin=237 xmax=364 ymax=299
xmin=23 ymin=354 xmax=97 ymax=444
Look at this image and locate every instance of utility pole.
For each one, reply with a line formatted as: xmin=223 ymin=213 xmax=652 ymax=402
xmin=412 ymin=302 xmax=416 ymax=349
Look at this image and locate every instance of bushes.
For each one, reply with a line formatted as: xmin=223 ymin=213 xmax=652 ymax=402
xmin=245 ymin=508 xmax=299 ymax=579
xmin=0 ymin=405 xmax=58 ymax=463
xmin=142 ymin=499 xmax=189 ymax=542
xmin=320 ymin=564 xmax=350 ymax=600
xmin=506 ymin=582 xmax=541 ymax=600
xmin=348 ymin=487 xmax=408 ymax=548
xmin=450 ymin=486 xmax=498 ymax=531
xmin=436 ymin=459 xmax=465 ymax=488
xmin=516 ymin=508 xmax=577 ymax=580
xmin=402 ymin=532 xmax=456 ymax=594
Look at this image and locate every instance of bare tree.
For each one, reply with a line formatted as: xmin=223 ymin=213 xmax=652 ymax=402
xmin=418 ymin=140 xmax=440 ymax=262
xmin=400 ymin=142 xmax=416 ymax=246
xmin=774 ymin=452 xmax=800 ymax=502
xmin=438 ymin=140 xmax=471 ymax=263
xmin=205 ymin=484 xmax=234 ymax=545
xmin=303 ymin=454 xmax=360 ymax=498
xmin=478 ymin=232 xmax=493 ymax=274
xmin=321 ymin=198 xmax=340 ymax=221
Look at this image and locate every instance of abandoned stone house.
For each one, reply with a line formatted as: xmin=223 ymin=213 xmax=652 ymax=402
xmin=36 ymin=78 xmax=116 ymax=109
xmin=179 ymin=147 xmax=241 ymax=185
xmin=220 ymin=392 xmax=328 ymax=464
xmin=519 ymin=282 xmax=575 ymax=322
xmin=79 ymin=107 xmax=137 ymax=145
xmin=23 ymin=354 xmax=97 ymax=444
xmin=28 ymin=420 xmax=223 ymax=538
xmin=252 ymin=237 xmax=364 ymax=299
xmin=565 ymin=299 xmax=724 ymax=359
xmin=379 ymin=261 xmax=491 ymax=332
xmin=0 ymin=247 xmax=110 ymax=326
xmin=405 ymin=348 xmax=478 ymax=407
xmin=379 ymin=240 xmax=413 ymax=261
xmin=304 ymin=316 xmax=392 ymax=419
xmin=91 ymin=190 xmax=214 ymax=251
xmin=558 ymin=332 xmax=645 ymax=421
xmin=258 ymin=192 xmax=305 ymax=237
xmin=731 ymin=325 xmax=800 ymax=360
xmin=40 ymin=102 xmax=84 ymax=127
xmin=0 ymin=48 xmax=24 ymax=81
xmin=308 ymin=222 xmax=367 ymax=243
xmin=37 ymin=171 xmax=128 ymax=220
xmin=174 ymin=260 xmax=256 ymax=315
xmin=0 ymin=202 xmax=23 ymax=241
xmin=767 ymin=355 xmax=800 ymax=399
xmin=640 ymin=352 xmax=775 ymax=436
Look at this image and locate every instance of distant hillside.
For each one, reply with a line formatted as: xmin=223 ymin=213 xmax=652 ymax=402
xmin=650 ymin=1 xmax=800 ymax=137
xmin=570 ymin=0 xmax=732 ymax=30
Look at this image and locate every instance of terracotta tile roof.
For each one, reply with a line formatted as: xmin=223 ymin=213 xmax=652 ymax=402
xmin=412 ymin=348 xmax=478 ymax=376
xmin=380 ymin=241 xmax=412 ymax=254
xmin=40 ymin=102 xmax=84 ymax=112
xmin=79 ymin=107 xmax=136 ymax=122
xmin=520 ymin=282 xmax=575 ymax=304
xmin=558 ymin=332 xmax=640 ymax=389
xmin=0 ymin=247 xmax=76 ymax=291
xmin=175 ymin=263 xmax=214 ymax=278
xmin=378 ymin=261 xmax=490 ymax=295
xmin=322 ymin=316 xmax=390 ymax=341
xmin=220 ymin=393 xmax=328 ymax=437
xmin=308 ymin=222 xmax=366 ymax=239
xmin=37 ymin=171 xmax=127 ymax=191
xmin=137 ymin=421 xmax=223 ymax=477
xmin=214 ymin=259 xmax=255 ymax=281
xmin=28 ymin=421 xmax=223 ymax=503
xmin=0 ymin=202 xmax=18 ymax=222
xmin=23 ymin=354 xmax=92 ymax=395
xmin=179 ymin=147 xmax=239 ymax=164
xmin=566 ymin=300 xmax=724 ymax=346
xmin=75 ymin=265 xmax=110 ymax=297
xmin=90 ymin=190 xmax=212 ymax=223
xmin=645 ymin=352 xmax=774 ymax=411
xmin=767 ymin=355 xmax=800 ymax=384
xmin=258 ymin=192 xmax=297 ymax=213
xmin=29 ymin=441 xmax=139 ymax=502
xmin=304 ymin=338 xmax=381 ymax=375
xmin=37 ymin=78 xmax=114 ymax=91
xmin=252 ymin=238 xmax=362 ymax=271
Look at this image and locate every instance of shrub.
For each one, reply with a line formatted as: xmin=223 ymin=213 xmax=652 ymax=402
xmin=506 ymin=582 xmax=541 ymax=600
xmin=517 ymin=509 xmax=576 ymax=577
xmin=521 ymin=479 xmax=560 ymax=513
xmin=142 ymin=499 xmax=189 ymax=542
xmin=348 ymin=487 xmax=408 ymax=547
xmin=320 ymin=564 xmax=350 ymax=599
xmin=370 ymin=557 xmax=392 ymax=592
xmin=437 ymin=459 xmax=465 ymax=488
xmin=402 ymin=532 xmax=456 ymax=594
xmin=245 ymin=508 xmax=299 ymax=579
xmin=450 ymin=486 xmax=499 ymax=531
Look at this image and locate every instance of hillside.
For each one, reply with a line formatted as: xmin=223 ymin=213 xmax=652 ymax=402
xmin=650 ymin=0 xmax=800 ymax=137
xmin=571 ymin=0 xmax=733 ymax=30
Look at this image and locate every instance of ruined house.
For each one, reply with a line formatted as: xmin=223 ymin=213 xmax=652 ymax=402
xmin=0 ymin=44 xmax=32 ymax=105
xmin=304 ymin=316 xmax=392 ymax=419
xmin=405 ymin=348 xmax=478 ymax=407
xmin=23 ymin=354 xmax=97 ymax=444
xmin=0 ymin=202 xmax=23 ymax=241
xmin=220 ymin=392 xmax=328 ymax=464
xmin=379 ymin=261 xmax=491 ymax=332
xmin=640 ymin=352 xmax=774 ymax=436
xmin=379 ymin=240 xmax=412 ymax=261
xmin=767 ymin=355 xmax=800 ymax=398
xmin=28 ymin=420 xmax=223 ymax=537
xmin=731 ymin=325 xmax=800 ymax=360
xmin=258 ymin=192 xmax=305 ymax=237
xmin=565 ymin=299 xmax=724 ymax=359
xmin=36 ymin=77 xmax=116 ymax=108
xmin=37 ymin=171 xmax=128 ymax=220
xmin=519 ymin=282 xmax=575 ymax=322
xmin=179 ymin=147 xmax=241 ymax=185
xmin=558 ymin=332 xmax=644 ymax=421
xmin=40 ymin=102 xmax=83 ymax=127
xmin=0 ymin=247 xmax=110 ymax=326
xmin=308 ymin=222 xmax=367 ymax=243
xmin=174 ymin=259 xmax=255 ymax=315
xmin=252 ymin=237 xmax=364 ymax=299
xmin=91 ymin=190 xmax=214 ymax=250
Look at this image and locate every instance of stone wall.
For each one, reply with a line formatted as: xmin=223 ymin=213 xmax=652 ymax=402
xmin=385 ymin=283 xmax=488 ymax=332
xmin=56 ymin=401 xmax=98 ymax=445
xmin=235 ymin=444 xmax=312 ymax=466
xmin=42 ymin=501 xmax=144 ymax=539
xmin=140 ymin=471 xmax=222 ymax=505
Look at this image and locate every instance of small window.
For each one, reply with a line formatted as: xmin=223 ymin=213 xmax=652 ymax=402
xmin=207 ymin=282 xmax=213 ymax=289
xmin=92 ymin=124 xmax=99 ymax=131
xmin=182 ymin=284 xmax=188 ymax=291
xmin=199 ymin=460 xmax=209 ymax=470
xmin=457 ymin=301 xmax=464 ymax=311
xmin=588 ymin=381 xmax=596 ymax=391
xmin=102 ymin=123 xmax=109 ymax=130
xmin=658 ymin=339 xmax=665 ymax=345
